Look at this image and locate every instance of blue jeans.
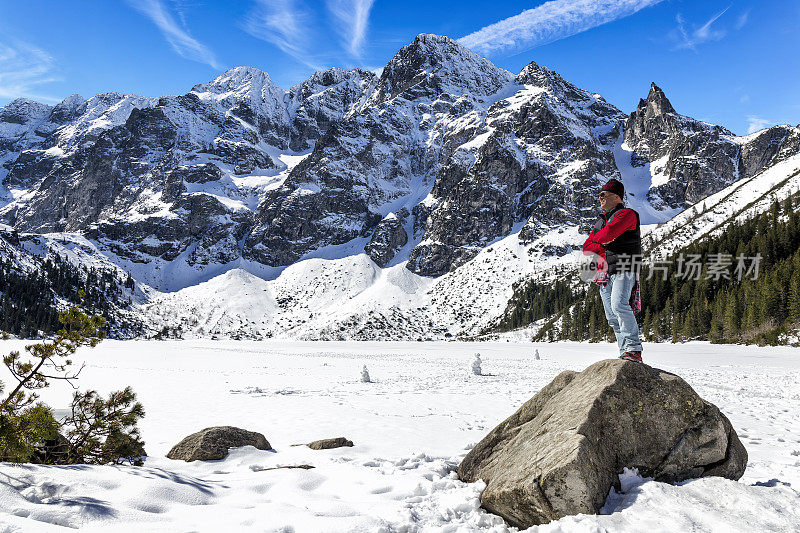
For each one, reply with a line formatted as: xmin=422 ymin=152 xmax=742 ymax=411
xmin=598 ymin=272 xmax=643 ymax=355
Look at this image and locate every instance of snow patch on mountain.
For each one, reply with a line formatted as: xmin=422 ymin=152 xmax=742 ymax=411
xmin=134 ymin=222 xmax=586 ymax=341
xmin=612 ymin=136 xmax=681 ymax=224
xmin=644 ymin=152 xmax=800 ymax=256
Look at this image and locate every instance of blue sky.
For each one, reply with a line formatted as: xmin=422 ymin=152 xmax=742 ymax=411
xmin=0 ymin=0 xmax=797 ymax=135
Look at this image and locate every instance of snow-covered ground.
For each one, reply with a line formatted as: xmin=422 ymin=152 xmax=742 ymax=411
xmin=0 ymin=340 xmax=798 ymax=532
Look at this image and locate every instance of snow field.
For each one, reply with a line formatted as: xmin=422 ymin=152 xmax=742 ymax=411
xmin=0 ymin=340 xmax=798 ymax=531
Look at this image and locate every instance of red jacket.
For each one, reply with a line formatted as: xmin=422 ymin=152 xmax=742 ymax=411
xmin=582 ymin=207 xmax=639 ymax=270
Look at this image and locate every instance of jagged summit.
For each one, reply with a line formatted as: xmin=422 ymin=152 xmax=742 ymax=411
xmin=514 ymin=60 xmax=617 ymax=110
xmin=369 ymin=33 xmax=513 ymax=104
xmin=637 ymin=82 xmax=676 ymax=117
xmin=201 ymin=66 xmax=276 ymax=89
xmin=55 ymin=93 xmax=86 ymax=107
xmin=291 ymin=67 xmax=376 ymax=91
xmin=621 ymin=80 xmax=789 ymax=208
xmin=190 ymin=66 xmax=284 ymax=105
xmin=396 ymin=33 xmax=468 ymax=60
xmin=1 ymin=97 xmax=50 ymax=108
xmin=0 ymin=98 xmax=53 ymax=121
xmin=516 ymin=60 xmax=550 ymax=82
xmin=49 ymin=94 xmax=87 ymax=124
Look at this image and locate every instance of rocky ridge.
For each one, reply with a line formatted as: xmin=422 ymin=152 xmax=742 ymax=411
xmin=2 ymin=34 xmax=799 ymax=339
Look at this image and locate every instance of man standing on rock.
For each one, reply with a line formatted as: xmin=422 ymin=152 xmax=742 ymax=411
xmin=582 ymin=178 xmax=644 ymax=363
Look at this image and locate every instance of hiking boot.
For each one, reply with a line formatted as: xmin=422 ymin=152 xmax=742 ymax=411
xmin=619 ymin=351 xmax=643 ymax=363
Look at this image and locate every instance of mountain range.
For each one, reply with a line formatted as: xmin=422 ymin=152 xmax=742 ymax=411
xmin=2 ymin=33 xmax=799 ymax=340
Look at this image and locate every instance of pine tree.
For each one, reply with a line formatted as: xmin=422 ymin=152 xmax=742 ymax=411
xmin=561 ymin=309 xmax=572 ymax=339
xmin=789 ymin=261 xmax=800 ymax=325
xmin=723 ymin=291 xmax=740 ymax=341
xmin=709 ymin=294 xmax=725 ymax=343
xmin=642 ymin=309 xmax=652 ymax=340
xmin=0 ymin=307 xmax=144 ymax=464
xmin=763 ymin=272 xmax=782 ymax=322
xmin=669 ymin=296 xmax=681 ymax=342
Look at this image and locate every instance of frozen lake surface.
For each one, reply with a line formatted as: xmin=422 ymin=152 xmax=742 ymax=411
xmin=0 ymin=339 xmax=798 ymax=531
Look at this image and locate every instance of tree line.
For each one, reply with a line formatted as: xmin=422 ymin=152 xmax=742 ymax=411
xmin=493 ymin=192 xmax=800 ymax=346
xmin=0 ymin=244 xmax=136 ymax=338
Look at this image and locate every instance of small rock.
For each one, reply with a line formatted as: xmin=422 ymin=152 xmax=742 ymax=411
xmin=251 ymin=464 xmax=314 ymax=471
xmin=308 ymin=437 xmax=354 ymax=450
xmin=167 ymin=426 xmax=271 ymax=462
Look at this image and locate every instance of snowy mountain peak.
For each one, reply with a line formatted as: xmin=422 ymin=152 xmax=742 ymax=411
xmin=56 ymin=93 xmax=86 ymax=108
xmin=516 ymin=60 xmax=555 ymax=86
xmin=0 ymin=98 xmax=53 ymax=123
xmin=621 ymin=80 xmax=774 ymax=209
xmin=191 ymin=66 xmax=283 ymax=106
xmin=404 ymin=33 xmax=464 ymax=56
xmin=514 ymin=60 xmax=614 ymax=111
xmin=205 ymin=66 xmax=276 ymax=89
xmin=370 ymin=33 xmax=513 ymax=104
xmin=50 ymin=94 xmax=87 ymax=124
xmin=639 ymin=82 xmax=676 ymax=117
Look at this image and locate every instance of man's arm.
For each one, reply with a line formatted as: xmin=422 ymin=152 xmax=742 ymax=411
xmin=582 ymin=230 xmax=606 ymax=256
xmin=589 ymin=208 xmax=637 ymax=245
xmin=582 ymin=228 xmax=608 ymax=272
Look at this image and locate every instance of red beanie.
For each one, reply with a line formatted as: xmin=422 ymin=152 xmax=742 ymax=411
xmin=601 ymin=178 xmax=625 ymax=198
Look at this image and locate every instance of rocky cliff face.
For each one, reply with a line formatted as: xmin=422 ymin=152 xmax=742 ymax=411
xmin=1 ymin=34 xmax=798 ymax=303
xmin=622 ymin=82 xmax=799 ymax=209
xmin=0 ymin=66 xmax=375 ymax=269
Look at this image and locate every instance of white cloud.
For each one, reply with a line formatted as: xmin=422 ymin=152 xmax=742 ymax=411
xmin=326 ymin=0 xmax=375 ymax=57
xmin=747 ymin=115 xmax=771 ymax=134
xmin=243 ymin=0 xmax=323 ymax=70
xmin=673 ymin=6 xmax=730 ymax=51
xmin=127 ymin=0 xmax=221 ymax=69
xmin=735 ymin=10 xmax=749 ymax=30
xmin=458 ymin=0 xmax=665 ymax=57
xmin=0 ymin=40 xmax=61 ymax=103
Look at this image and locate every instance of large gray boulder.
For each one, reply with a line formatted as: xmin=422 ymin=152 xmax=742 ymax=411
xmin=167 ymin=426 xmax=272 ymax=462
xmin=457 ymin=359 xmax=747 ymax=528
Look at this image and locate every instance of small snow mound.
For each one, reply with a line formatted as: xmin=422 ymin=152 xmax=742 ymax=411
xmin=472 ymin=353 xmax=482 ymax=376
